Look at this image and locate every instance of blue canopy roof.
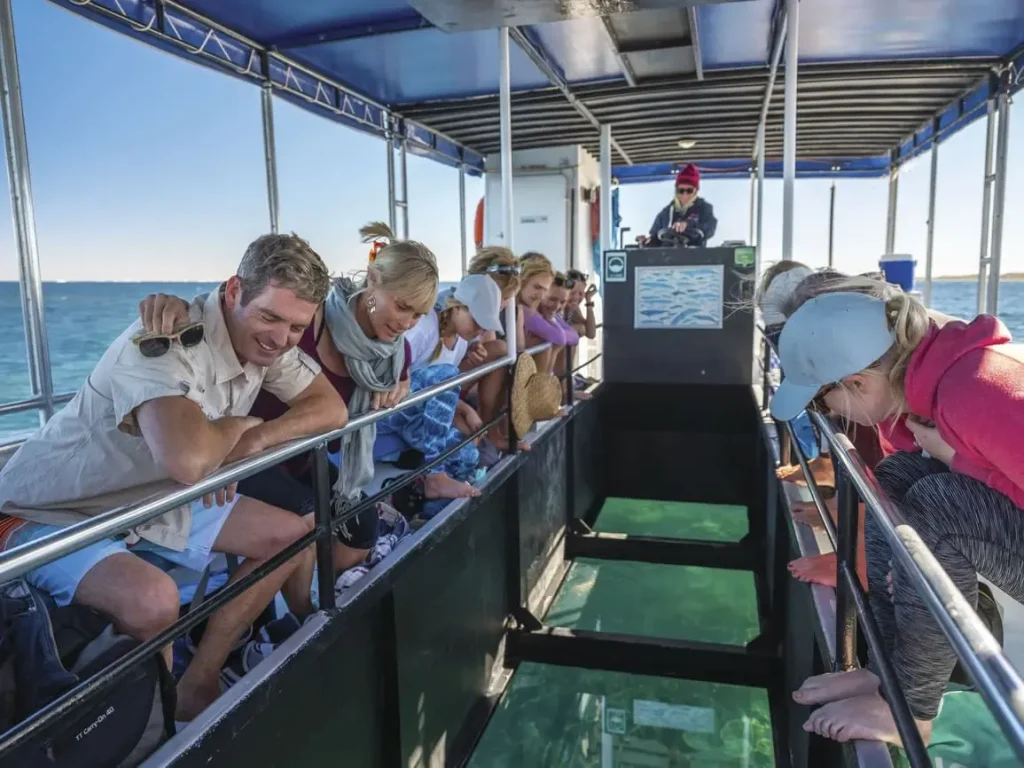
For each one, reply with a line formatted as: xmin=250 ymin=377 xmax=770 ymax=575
xmin=51 ymin=0 xmax=1024 ymax=179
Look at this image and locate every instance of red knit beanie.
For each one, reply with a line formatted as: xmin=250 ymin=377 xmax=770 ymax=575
xmin=675 ymin=164 xmax=700 ymax=190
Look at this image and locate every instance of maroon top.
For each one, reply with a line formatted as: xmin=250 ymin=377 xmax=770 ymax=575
xmin=249 ymin=319 xmax=411 ymax=469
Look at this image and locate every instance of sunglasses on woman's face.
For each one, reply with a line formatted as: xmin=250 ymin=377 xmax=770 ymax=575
xmin=554 ymin=276 xmax=577 ymax=289
xmin=677 ymin=187 xmax=696 ymax=195
xmin=810 ymin=382 xmax=839 ymax=413
xmin=567 ymin=270 xmax=589 ymax=283
xmin=132 ymin=323 xmax=205 ymax=358
xmin=484 ymin=264 xmax=520 ymax=276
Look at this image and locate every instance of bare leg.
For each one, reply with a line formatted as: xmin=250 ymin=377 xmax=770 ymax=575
xmin=778 ymin=455 xmax=835 ymax=488
xmin=175 ymin=497 xmax=314 ymax=721
xmin=423 ymin=472 xmax=480 ymax=499
xmin=532 ymin=345 xmax=555 ymax=375
xmin=75 ymin=553 xmax=180 ymax=670
xmin=453 ymin=410 xmax=473 ymax=437
xmin=788 ymin=509 xmax=867 ymax=590
xmin=332 ymin=540 xmax=370 ymax=573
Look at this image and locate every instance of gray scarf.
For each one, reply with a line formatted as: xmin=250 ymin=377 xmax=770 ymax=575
xmin=323 ymin=278 xmax=405 ymax=507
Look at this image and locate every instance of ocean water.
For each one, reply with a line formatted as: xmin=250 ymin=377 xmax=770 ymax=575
xmin=1 ymin=281 xmax=218 ymax=438
xmin=2 ymin=280 xmax=1023 ymax=440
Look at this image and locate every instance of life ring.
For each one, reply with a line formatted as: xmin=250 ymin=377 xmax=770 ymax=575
xmin=474 ymin=197 xmax=484 ymax=249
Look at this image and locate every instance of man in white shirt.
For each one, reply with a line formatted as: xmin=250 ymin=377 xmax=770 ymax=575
xmin=0 ymin=234 xmax=347 ymax=720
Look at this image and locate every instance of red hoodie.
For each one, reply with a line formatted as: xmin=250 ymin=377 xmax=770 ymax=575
xmin=879 ymin=315 xmax=1024 ymax=508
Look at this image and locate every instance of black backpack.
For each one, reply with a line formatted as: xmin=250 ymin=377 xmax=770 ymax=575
xmin=0 ymin=582 xmax=176 ymax=767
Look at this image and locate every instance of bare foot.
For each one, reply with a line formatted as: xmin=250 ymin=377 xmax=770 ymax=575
xmin=804 ymin=693 xmax=932 ymax=747
xmin=423 ymin=472 xmax=481 ymax=500
xmin=791 ymin=500 xmax=832 ymax=529
xmin=777 ymin=455 xmax=835 ymax=489
xmin=789 ymin=553 xmax=838 ymax=588
xmin=486 ymin=428 xmax=531 ymax=453
xmin=175 ymin=678 xmax=222 ymax=722
xmin=793 ymin=668 xmax=880 ymax=706
xmin=573 ymin=390 xmax=593 ymax=401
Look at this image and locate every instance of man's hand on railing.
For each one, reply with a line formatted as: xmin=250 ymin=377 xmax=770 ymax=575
xmin=201 ymin=483 xmax=237 ymax=509
xmin=371 ymin=378 xmax=410 ymax=410
xmin=139 ymin=292 xmax=191 ymax=334
xmin=221 ymin=416 xmax=267 ymax=465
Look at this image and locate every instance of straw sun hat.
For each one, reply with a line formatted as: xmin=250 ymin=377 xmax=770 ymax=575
xmin=511 ymin=353 xmax=562 ymax=439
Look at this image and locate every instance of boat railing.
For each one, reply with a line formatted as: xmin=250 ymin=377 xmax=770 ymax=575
xmin=0 ymin=312 xmax=612 ymax=758
xmin=763 ymin=334 xmax=1024 ymax=765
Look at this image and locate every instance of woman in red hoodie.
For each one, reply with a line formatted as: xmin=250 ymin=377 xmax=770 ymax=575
xmin=769 ymin=277 xmax=1024 ymax=749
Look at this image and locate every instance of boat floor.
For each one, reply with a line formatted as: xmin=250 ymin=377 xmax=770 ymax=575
xmin=469 ymin=498 xmax=776 ymax=767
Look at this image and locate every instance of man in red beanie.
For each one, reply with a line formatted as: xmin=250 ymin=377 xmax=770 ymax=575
xmin=639 ymin=163 xmax=718 ymax=247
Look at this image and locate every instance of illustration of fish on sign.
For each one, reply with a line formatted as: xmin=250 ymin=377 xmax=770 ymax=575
xmin=633 ymin=265 xmax=724 ymax=330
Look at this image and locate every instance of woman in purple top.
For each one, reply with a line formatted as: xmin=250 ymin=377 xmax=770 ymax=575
xmin=517 ymin=252 xmax=558 ymax=373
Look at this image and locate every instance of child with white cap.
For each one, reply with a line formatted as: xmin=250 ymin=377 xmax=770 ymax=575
xmin=375 ymin=274 xmax=504 ymax=499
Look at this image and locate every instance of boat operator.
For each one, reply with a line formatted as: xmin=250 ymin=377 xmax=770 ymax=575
xmin=637 ymin=163 xmax=718 ymax=247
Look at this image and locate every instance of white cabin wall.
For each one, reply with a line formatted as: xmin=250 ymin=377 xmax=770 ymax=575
xmin=483 ymin=145 xmax=601 ymax=273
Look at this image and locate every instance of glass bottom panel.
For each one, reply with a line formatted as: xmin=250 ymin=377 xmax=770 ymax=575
xmin=546 ymin=559 xmax=760 ymax=646
xmin=594 ymin=498 xmax=748 ymax=543
xmin=469 ymin=662 xmax=775 ymax=767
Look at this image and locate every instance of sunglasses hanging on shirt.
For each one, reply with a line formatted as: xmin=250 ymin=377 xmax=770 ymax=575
xmin=132 ymin=323 xmax=205 ymax=358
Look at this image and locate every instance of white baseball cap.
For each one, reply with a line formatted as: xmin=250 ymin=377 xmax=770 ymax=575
xmin=454 ymin=274 xmax=503 ymax=333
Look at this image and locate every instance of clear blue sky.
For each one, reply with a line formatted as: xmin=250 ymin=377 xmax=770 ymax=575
xmin=0 ymin=1 xmax=1020 ymax=284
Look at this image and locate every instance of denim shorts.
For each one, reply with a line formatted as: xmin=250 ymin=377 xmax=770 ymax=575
xmin=5 ymin=497 xmax=237 ymax=607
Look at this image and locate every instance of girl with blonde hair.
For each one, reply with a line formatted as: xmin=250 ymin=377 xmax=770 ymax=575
xmin=771 ymin=276 xmax=1024 ymax=749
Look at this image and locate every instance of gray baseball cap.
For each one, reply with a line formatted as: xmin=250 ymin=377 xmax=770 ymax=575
xmin=454 ymin=274 xmax=503 ymax=333
xmin=771 ymin=292 xmax=895 ymax=422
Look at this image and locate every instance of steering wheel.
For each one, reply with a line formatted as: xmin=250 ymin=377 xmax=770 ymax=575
xmin=656 ymin=225 xmax=703 ymax=248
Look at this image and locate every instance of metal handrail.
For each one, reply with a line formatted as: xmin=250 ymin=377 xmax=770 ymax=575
xmin=764 ymin=331 xmax=1024 ymax=761
xmin=810 ymin=410 xmax=1024 ymax=760
xmin=0 ymin=354 xmax=512 ymax=584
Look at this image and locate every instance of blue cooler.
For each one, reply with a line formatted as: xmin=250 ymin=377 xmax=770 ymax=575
xmin=879 ymin=253 xmax=916 ymax=292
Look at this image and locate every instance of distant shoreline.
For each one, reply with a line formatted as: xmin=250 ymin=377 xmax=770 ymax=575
xmin=1 ymin=274 xmax=1023 ymax=284
xmin=928 ymin=273 xmax=1024 ymax=282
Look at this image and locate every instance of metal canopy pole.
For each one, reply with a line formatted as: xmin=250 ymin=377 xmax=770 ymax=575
xmin=398 ymin=139 xmax=409 ymax=239
xmin=499 ymin=27 xmax=514 ymax=251
xmin=781 ymin=0 xmax=799 ymax=261
xmin=459 ymin=164 xmax=468 ymax=272
xmin=987 ymin=87 xmax=1011 ymax=316
xmin=748 ymin=172 xmax=756 ymax=246
xmin=756 ymin=145 xmax=766 ymax=257
xmin=498 ymin=27 xmax=516 ymax=354
xmin=260 ymin=83 xmax=280 ymax=234
xmin=923 ymin=139 xmax=939 ymax=307
xmin=386 ymin=132 xmax=397 ymax=233
xmin=0 ymin=0 xmax=53 ymax=422
xmin=977 ymin=99 xmax=996 ymax=315
xmin=753 ymin=7 xmax=785 ymax=261
xmin=884 ymin=166 xmax=899 ymax=254
xmin=827 ymin=181 xmax=836 ymax=268
xmin=599 ymin=124 xmax=612 ymax=257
